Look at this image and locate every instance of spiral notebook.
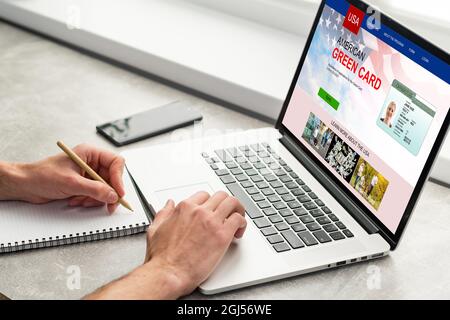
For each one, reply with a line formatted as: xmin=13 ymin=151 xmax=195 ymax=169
xmin=0 ymin=170 xmax=150 ymax=253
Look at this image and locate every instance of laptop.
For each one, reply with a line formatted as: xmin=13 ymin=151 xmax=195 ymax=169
xmin=123 ymin=0 xmax=450 ymax=294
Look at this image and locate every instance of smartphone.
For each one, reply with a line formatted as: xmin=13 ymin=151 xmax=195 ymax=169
xmin=96 ymin=101 xmax=202 ymax=146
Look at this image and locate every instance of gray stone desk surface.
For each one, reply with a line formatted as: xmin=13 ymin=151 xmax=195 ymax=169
xmin=1 ymin=21 xmax=449 ymax=300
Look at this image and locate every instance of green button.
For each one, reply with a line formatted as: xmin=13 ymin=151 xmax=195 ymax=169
xmin=318 ymin=87 xmax=339 ymax=110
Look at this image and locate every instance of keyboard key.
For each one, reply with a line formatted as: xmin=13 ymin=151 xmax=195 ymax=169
xmin=297 ymin=195 xmax=310 ymax=203
xmin=274 ymin=222 xmax=290 ymax=231
xmin=329 ymin=231 xmax=345 ymax=241
xmin=284 ymin=166 xmax=293 ymax=172
xmin=306 ymin=222 xmax=321 ymax=231
xmin=292 ymin=188 xmax=305 ymax=196
xmin=280 ymin=176 xmax=292 ymax=183
xmin=300 ymin=215 xmax=314 ymax=224
xmin=226 ymin=162 xmax=238 ymax=169
xmin=254 ymin=162 xmax=266 ymax=169
xmin=304 ymin=202 xmax=318 ymax=210
xmin=236 ymin=157 xmax=247 ymax=164
xmin=246 ymin=187 xmax=259 ymax=195
xmin=259 ymin=168 xmax=272 ymax=176
xmin=310 ymin=209 xmax=324 ymax=217
xmin=268 ymin=162 xmax=280 ymax=169
xmin=220 ymin=175 xmax=235 ymax=184
xmin=289 ymin=172 xmax=299 ymax=179
xmin=313 ymin=230 xmax=332 ymax=243
xmin=263 ymin=207 xmax=277 ymax=216
xmin=267 ymin=195 xmax=281 ymax=203
xmin=215 ymin=169 xmax=229 ymax=176
xmin=287 ymin=200 xmax=301 ymax=209
xmin=240 ymin=162 xmax=252 ymax=170
xmin=281 ymin=194 xmax=295 ymax=202
xmin=262 ymin=188 xmax=275 ymax=196
xmin=201 ymin=152 xmax=209 ymax=158
xmin=285 ymin=216 xmax=299 ymax=225
xmin=254 ymin=217 xmax=271 ymax=228
xmin=328 ymin=214 xmax=339 ymax=222
xmin=251 ymin=175 xmax=264 ymax=183
xmin=279 ymin=159 xmax=287 ymax=166
xmin=293 ymin=208 xmax=308 ymax=216
xmin=292 ymin=223 xmax=306 ymax=232
xmin=273 ymin=242 xmax=290 ymax=252
xmin=235 ymin=174 xmax=249 ymax=182
xmin=241 ymin=181 xmax=253 ymax=188
xmin=267 ymin=234 xmax=284 ymax=244
xmin=215 ymin=149 xmax=233 ymax=162
xmin=316 ymin=216 xmax=331 ymax=225
xmin=265 ymin=174 xmax=278 ymax=182
xmin=273 ymin=202 xmax=287 ymax=210
xmin=298 ymin=231 xmax=318 ymax=246
xmin=248 ymin=156 xmax=259 ymax=163
xmin=211 ymin=157 xmax=219 ymax=163
xmin=256 ymin=181 xmax=269 ymax=189
xmin=251 ymin=194 xmax=265 ymax=202
xmin=315 ymin=199 xmax=325 ymax=207
xmin=336 ymin=222 xmax=347 ymax=230
xmin=296 ymin=178 xmax=305 ymax=185
xmin=257 ymin=150 xmax=270 ymax=158
xmin=279 ymin=209 xmax=293 ymax=217
xmin=270 ymin=181 xmax=283 ymax=188
xmin=343 ymin=229 xmax=354 ymax=238
xmin=274 ymin=169 xmax=287 ymax=177
xmin=323 ymin=224 xmax=338 ymax=233
xmin=238 ymin=145 xmax=250 ymax=151
xmin=230 ymin=168 xmax=243 ymax=175
xmin=261 ymin=226 xmax=277 ymax=236
xmin=257 ymin=201 xmax=271 ymax=209
xmin=322 ymin=206 xmax=332 ymax=214
xmin=226 ymin=183 xmax=263 ymax=219
xmin=302 ymin=185 xmax=311 ymax=192
xmin=210 ymin=164 xmax=218 ymax=170
xmin=269 ymin=215 xmax=283 ymax=224
xmin=281 ymin=230 xmax=305 ymax=249
xmin=205 ymin=158 xmax=214 ymax=164
xmin=275 ymin=187 xmax=289 ymax=195
xmin=285 ymin=182 xmax=297 ymax=189
xmin=308 ymin=192 xmax=318 ymax=199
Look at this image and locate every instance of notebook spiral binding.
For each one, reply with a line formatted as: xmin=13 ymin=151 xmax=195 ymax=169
xmin=0 ymin=221 xmax=149 ymax=253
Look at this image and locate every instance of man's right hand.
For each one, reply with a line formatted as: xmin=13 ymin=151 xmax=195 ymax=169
xmin=84 ymin=191 xmax=247 ymax=300
xmin=145 ymin=191 xmax=247 ymax=297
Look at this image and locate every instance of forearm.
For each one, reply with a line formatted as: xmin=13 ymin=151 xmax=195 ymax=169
xmin=0 ymin=162 xmax=28 ymax=201
xmin=84 ymin=260 xmax=187 ymax=300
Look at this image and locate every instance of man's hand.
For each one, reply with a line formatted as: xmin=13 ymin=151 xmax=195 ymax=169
xmin=145 ymin=191 xmax=247 ymax=296
xmin=85 ymin=191 xmax=247 ymax=299
xmin=0 ymin=144 xmax=125 ymax=213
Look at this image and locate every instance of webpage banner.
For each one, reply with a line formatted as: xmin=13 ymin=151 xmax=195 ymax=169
xmin=283 ymin=0 xmax=449 ymax=233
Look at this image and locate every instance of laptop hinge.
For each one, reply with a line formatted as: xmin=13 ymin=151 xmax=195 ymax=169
xmin=280 ymin=134 xmax=379 ymax=235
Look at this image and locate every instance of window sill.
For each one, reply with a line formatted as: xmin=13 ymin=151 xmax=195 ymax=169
xmin=0 ymin=0 xmax=307 ymax=120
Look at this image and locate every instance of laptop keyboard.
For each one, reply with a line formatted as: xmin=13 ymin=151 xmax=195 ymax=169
xmin=202 ymin=143 xmax=354 ymax=253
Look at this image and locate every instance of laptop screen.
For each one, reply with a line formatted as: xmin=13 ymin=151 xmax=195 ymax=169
xmin=281 ymin=0 xmax=449 ymax=234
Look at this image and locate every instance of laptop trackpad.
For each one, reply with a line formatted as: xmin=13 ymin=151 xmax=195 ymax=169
xmin=154 ymin=182 xmax=214 ymax=207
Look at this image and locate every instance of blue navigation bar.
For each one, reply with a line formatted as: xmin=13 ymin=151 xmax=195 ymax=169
xmin=325 ymin=0 xmax=449 ymax=84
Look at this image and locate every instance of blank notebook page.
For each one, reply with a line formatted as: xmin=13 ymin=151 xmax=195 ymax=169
xmin=0 ymin=171 xmax=149 ymax=248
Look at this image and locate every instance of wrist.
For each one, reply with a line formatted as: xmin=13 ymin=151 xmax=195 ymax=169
xmin=0 ymin=162 xmax=30 ymax=201
xmin=134 ymin=259 xmax=189 ymax=299
xmin=84 ymin=259 xmax=189 ymax=300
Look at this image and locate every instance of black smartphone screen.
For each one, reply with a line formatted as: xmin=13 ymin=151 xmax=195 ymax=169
xmin=96 ymin=101 xmax=202 ymax=146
